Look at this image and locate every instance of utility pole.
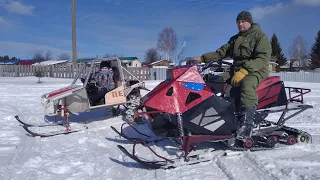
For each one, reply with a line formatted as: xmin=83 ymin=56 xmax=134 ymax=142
xmin=296 ymin=35 xmax=302 ymax=71
xmin=72 ymin=0 xmax=77 ymax=68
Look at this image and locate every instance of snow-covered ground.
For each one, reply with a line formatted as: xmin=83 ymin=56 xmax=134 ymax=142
xmin=1 ymin=76 xmax=320 ymax=180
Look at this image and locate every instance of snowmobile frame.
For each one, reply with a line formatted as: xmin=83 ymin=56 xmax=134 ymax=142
xmin=112 ymin=59 xmax=314 ymax=169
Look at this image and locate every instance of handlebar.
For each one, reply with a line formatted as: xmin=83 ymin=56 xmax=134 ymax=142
xmin=200 ymin=59 xmax=233 ymax=72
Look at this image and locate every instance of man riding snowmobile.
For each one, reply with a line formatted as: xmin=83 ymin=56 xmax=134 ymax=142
xmin=192 ymin=11 xmax=272 ymax=141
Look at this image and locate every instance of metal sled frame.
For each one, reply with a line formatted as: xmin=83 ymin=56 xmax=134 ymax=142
xmin=112 ymin=85 xmax=313 ymax=168
xmin=40 ymin=57 xmax=147 ymax=132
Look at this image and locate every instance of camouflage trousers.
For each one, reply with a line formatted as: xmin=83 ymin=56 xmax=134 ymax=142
xmin=218 ymin=71 xmax=265 ymax=108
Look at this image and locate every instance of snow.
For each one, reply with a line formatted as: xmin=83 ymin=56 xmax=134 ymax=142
xmin=1 ymin=76 xmax=320 ymax=180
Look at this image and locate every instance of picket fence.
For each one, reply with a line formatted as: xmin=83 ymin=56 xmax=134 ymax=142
xmin=1 ymin=64 xmax=320 ymax=83
xmin=150 ymin=67 xmax=320 ymax=83
xmin=0 ymin=64 xmax=151 ymax=81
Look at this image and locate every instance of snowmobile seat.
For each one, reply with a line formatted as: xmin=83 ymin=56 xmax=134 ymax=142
xmin=109 ymin=60 xmax=122 ymax=88
xmin=111 ymin=66 xmax=120 ymax=88
xmin=228 ymin=75 xmax=287 ymax=110
xmin=256 ymin=76 xmax=281 ymax=91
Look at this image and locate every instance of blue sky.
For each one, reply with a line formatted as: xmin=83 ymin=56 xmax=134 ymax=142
xmin=0 ymin=0 xmax=319 ymax=61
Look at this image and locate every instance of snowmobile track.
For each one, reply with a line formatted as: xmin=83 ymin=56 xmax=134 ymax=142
xmin=215 ymin=153 xmax=278 ymax=180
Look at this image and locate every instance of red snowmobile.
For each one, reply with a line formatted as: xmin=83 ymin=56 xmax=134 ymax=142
xmin=112 ymin=59 xmax=313 ymax=169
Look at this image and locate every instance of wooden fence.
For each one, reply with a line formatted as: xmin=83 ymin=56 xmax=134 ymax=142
xmin=0 ymin=64 xmax=151 ymax=81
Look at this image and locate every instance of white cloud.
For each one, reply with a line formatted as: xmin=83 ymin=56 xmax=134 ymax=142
xmin=0 ymin=41 xmax=94 ymax=59
xmin=249 ymin=3 xmax=289 ymax=20
xmin=0 ymin=16 xmax=6 ymax=24
xmin=250 ymin=0 xmax=320 ymax=20
xmin=293 ymin=0 xmax=320 ymax=6
xmin=4 ymin=1 xmax=35 ymax=15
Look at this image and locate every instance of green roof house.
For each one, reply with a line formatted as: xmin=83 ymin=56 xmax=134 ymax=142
xmin=119 ymin=57 xmax=141 ymax=67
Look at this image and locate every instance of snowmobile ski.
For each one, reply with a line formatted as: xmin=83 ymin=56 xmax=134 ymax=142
xmin=117 ymin=145 xmax=229 ymax=170
xmin=15 ymin=115 xmax=65 ymax=127
xmin=22 ymin=125 xmax=88 ymax=137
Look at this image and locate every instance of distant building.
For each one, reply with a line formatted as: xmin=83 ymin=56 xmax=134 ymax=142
xmin=19 ymin=59 xmax=36 ymax=65
xmin=280 ymin=58 xmax=311 ymax=72
xmin=141 ymin=62 xmax=150 ymax=67
xmin=77 ymin=58 xmax=95 ymax=64
xmin=269 ymin=56 xmax=278 ymax=72
xmin=119 ymin=57 xmax=141 ymax=67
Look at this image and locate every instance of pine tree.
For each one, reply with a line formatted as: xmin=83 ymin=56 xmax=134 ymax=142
xmin=310 ymin=30 xmax=320 ymax=70
xmin=270 ymin=33 xmax=287 ymax=71
xmin=3 ymin=55 xmax=10 ymax=60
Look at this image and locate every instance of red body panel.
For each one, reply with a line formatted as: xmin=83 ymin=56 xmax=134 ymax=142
xmin=144 ymin=81 xmax=213 ymax=114
xmin=176 ymin=65 xmax=205 ymax=84
xmin=172 ymin=67 xmax=190 ymax=79
xmin=141 ymin=81 xmax=171 ymax=103
xmin=143 ymin=65 xmax=285 ymax=114
xmin=143 ymin=65 xmax=213 ymax=114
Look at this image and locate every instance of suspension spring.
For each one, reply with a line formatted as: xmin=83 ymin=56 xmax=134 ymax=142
xmin=177 ymin=113 xmax=184 ymax=137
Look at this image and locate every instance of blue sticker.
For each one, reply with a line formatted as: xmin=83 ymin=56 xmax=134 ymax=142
xmin=183 ymin=82 xmax=204 ymax=91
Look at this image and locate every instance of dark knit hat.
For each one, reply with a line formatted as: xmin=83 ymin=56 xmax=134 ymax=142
xmin=100 ymin=60 xmax=111 ymax=69
xmin=236 ymin=11 xmax=253 ymax=24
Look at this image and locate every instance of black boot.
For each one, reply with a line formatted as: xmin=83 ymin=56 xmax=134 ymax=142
xmin=236 ymin=106 xmax=256 ymax=140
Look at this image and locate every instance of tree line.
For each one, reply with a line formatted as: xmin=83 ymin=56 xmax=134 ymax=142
xmin=0 ymin=50 xmax=71 ymax=62
xmin=0 ymin=55 xmax=20 ymax=61
xmin=271 ymin=30 xmax=320 ymax=71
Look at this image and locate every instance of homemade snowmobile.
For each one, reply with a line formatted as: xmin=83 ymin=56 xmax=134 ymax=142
xmin=112 ymin=59 xmax=313 ymax=169
xmin=15 ymin=57 xmax=149 ymax=137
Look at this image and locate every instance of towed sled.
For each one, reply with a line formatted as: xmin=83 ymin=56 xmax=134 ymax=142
xmin=15 ymin=57 xmax=149 ymax=137
xmin=112 ymin=59 xmax=313 ymax=169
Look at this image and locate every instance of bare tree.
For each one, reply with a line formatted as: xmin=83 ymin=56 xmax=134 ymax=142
xmin=45 ymin=50 xmax=52 ymax=60
xmin=33 ymin=50 xmax=45 ymax=63
xmin=144 ymin=48 xmax=160 ymax=63
xmin=157 ymin=27 xmax=178 ymax=62
xmin=289 ymin=35 xmax=310 ymax=69
xmin=57 ymin=52 xmax=70 ymax=60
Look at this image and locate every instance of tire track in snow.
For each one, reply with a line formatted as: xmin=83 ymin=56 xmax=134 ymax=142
xmin=244 ymin=148 xmax=320 ymax=180
xmin=215 ymin=152 xmax=278 ymax=180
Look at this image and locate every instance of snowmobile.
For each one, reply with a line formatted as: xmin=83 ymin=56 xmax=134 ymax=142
xmin=15 ymin=57 xmax=149 ymax=137
xmin=112 ymin=59 xmax=313 ymax=169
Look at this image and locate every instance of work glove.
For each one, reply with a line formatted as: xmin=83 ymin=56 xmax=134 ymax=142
xmin=192 ymin=56 xmax=204 ymax=63
xmin=231 ymin=68 xmax=248 ymax=87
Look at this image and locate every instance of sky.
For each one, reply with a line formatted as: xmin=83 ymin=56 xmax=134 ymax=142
xmin=0 ymin=0 xmax=319 ymax=61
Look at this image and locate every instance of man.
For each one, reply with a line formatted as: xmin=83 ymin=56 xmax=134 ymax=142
xmin=88 ymin=60 xmax=116 ymax=106
xmin=193 ymin=11 xmax=272 ymax=140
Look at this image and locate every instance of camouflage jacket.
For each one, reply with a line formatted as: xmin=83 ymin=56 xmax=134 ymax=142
xmin=92 ymin=69 xmax=116 ymax=91
xmin=202 ymin=23 xmax=272 ymax=78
